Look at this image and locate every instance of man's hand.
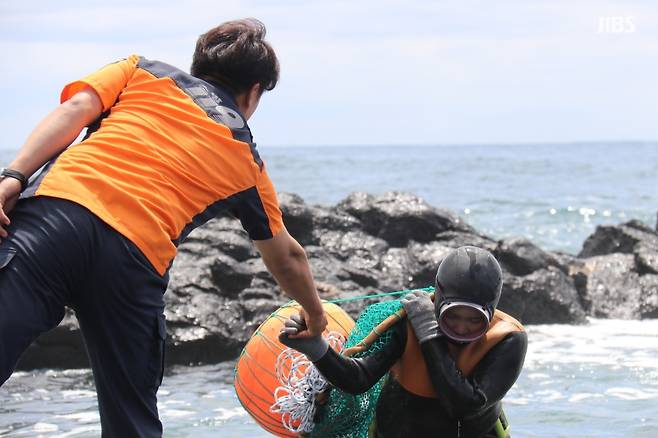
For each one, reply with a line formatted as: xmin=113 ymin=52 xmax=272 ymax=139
xmin=401 ymin=291 xmax=440 ymax=343
xmin=278 ymin=313 xmax=329 ymax=361
xmin=298 ymin=308 xmax=328 ymax=337
xmin=0 ymin=178 xmax=21 ymax=239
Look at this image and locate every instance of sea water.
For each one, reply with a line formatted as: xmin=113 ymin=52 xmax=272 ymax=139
xmin=1 ymin=142 xmax=656 ymax=255
xmin=2 ymin=319 xmax=657 ymax=437
xmin=262 ymin=142 xmax=658 ymax=255
xmin=1 ymin=143 xmax=657 ymax=437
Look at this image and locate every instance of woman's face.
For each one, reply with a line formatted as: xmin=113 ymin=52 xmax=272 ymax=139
xmin=439 ymin=305 xmax=487 ymax=342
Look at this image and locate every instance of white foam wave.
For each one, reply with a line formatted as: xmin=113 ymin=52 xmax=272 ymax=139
xmin=51 ymin=426 xmax=101 ymax=438
xmin=605 ymin=387 xmax=658 ymax=401
xmin=161 ymin=408 xmax=195 ymax=418
xmin=504 ymin=397 xmax=531 ymax=406
xmin=213 ymin=407 xmax=248 ymax=420
xmin=526 ymin=372 xmax=551 ymax=380
xmin=524 ymin=319 xmax=658 ymax=371
xmin=33 ymin=422 xmax=58 ymax=432
xmin=533 ymin=389 xmax=565 ymax=402
xmin=568 ymin=393 xmax=604 ymax=403
xmin=60 ymin=389 xmax=96 ymax=399
xmin=56 ymin=411 xmax=99 ymax=423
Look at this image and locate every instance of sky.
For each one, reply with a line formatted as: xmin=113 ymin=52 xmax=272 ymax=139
xmin=1 ymin=0 xmax=657 ymax=147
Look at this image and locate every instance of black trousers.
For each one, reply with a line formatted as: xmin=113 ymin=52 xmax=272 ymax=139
xmin=0 ymin=196 xmax=168 ymax=437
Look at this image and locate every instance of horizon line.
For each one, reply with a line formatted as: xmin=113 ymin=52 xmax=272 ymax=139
xmin=260 ymin=139 xmax=658 ymax=148
xmin=1 ymin=139 xmax=657 ymax=152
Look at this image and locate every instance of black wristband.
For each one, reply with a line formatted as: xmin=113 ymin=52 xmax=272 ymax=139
xmin=1 ymin=168 xmax=28 ymax=192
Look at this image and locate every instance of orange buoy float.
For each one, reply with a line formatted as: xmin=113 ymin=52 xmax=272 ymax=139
xmin=234 ymin=301 xmax=355 ymax=437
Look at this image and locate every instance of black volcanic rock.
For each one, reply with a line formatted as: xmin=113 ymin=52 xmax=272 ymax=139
xmin=337 ymin=191 xmax=473 ymax=246
xmin=16 ymin=309 xmax=87 ymax=370
xmin=639 ymin=275 xmax=658 ymax=318
xmin=406 ymin=241 xmax=454 ymax=286
xmin=15 ymin=192 xmax=657 ymax=370
xmin=208 ymin=230 xmax=256 ymax=262
xmin=209 ymin=254 xmax=255 ymax=297
xmin=433 ymin=230 xmax=497 ymax=252
xmin=636 ymin=245 xmax=658 ymax=275
xmin=278 ymin=192 xmax=316 ymax=245
xmin=498 ymin=267 xmax=587 ymax=324
xmin=573 ymin=254 xmax=642 ymax=319
xmin=376 ymin=248 xmax=416 ymax=291
xmin=495 ymin=237 xmax=555 ymax=276
xmin=318 ymin=229 xmax=389 ymax=263
xmin=312 ymin=206 xmax=361 ymax=232
xmin=579 ymin=219 xmax=658 ymax=258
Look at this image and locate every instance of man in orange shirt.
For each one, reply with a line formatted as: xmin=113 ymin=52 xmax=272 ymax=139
xmin=0 ymin=18 xmax=327 ymax=437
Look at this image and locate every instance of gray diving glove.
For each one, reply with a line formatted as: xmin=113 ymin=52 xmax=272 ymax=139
xmin=278 ymin=313 xmax=329 ymax=362
xmin=401 ymin=291 xmax=440 ymax=343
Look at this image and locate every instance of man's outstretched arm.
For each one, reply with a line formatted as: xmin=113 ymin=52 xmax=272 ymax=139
xmin=8 ymin=87 xmax=102 ymax=179
xmin=254 ymin=229 xmax=327 ymax=336
xmin=0 ymin=88 xmax=102 ymax=236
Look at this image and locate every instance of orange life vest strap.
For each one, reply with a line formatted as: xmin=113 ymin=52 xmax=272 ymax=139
xmin=391 ymin=309 xmax=524 ymax=398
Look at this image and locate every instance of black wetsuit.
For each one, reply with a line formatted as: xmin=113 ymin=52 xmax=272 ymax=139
xmin=313 ymin=320 xmax=527 ymax=438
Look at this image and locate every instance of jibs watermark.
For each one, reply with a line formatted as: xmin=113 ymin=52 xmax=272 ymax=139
xmin=597 ymin=16 xmax=636 ymax=33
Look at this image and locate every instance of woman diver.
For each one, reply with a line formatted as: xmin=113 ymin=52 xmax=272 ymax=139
xmin=279 ymin=246 xmax=528 ymax=438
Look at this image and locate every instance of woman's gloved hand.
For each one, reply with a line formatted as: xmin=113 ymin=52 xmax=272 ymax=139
xmin=278 ymin=313 xmax=329 ymax=361
xmin=401 ymin=291 xmax=440 ymax=343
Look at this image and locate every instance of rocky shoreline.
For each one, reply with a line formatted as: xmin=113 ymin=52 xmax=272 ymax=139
xmin=16 ymin=192 xmax=658 ymax=370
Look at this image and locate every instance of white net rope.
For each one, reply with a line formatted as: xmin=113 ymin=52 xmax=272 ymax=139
xmin=270 ymin=332 xmax=346 ymax=434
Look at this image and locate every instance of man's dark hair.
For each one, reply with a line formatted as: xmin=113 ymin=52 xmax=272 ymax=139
xmin=191 ymin=18 xmax=279 ymax=96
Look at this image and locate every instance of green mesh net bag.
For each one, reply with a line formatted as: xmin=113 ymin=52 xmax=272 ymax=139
xmin=305 ymin=287 xmax=434 ymax=438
